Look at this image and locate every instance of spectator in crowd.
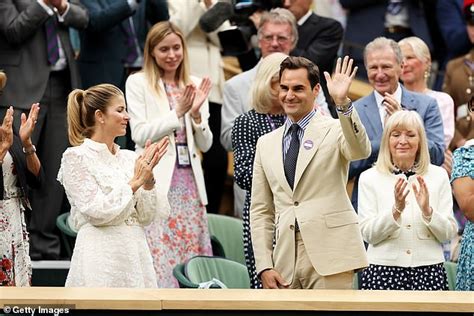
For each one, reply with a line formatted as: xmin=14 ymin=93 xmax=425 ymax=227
xmin=349 ymin=37 xmax=445 ymax=210
xmin=0 ymin=0 xmax=88 ymax=261
xmin=221 ymin=8 xmax=327 ymax=217
xmin=283 ymin=0 xmax=343 ymax=111
xmin=59 ymin=84 xmax=169 ymax=288
xmin=398 ymin=36 xmax=455 ymax=173
xmin=451 ymin=96 xmax=474 ymax=291
xmin=126 ymin=22 xmax=213 ymax=288
xmin=251 ymin=56 xmax=370 ymax=289
xmin=358 ymin=111 xmax=458 ymax=290
xmin=443 ymin=0 xmax=474 ymax=150
xmin=79 ymin=0 xmax=169 ymax=150
xmin=78 ymin=0 xmax=169 ymax=89
xmin=0 ymin=72 xmax=43 ymax=286
xmin=231 ymin=52 xmax=287 ymax=288
xmin=399 ymin=37 xmax=454 ymax=149
xmin=169 ymin=0 xmax=230 ymax=213
xmin=340 ymin=0 xmax=432 ymax=80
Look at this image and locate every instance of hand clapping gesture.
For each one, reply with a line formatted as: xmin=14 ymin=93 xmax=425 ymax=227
xmin=130 ymin=137 xmax=169 ymax=192
xmin=175 ymin=84 xmax=196 ymax=118
xmin=393 ymin=178 xmax=409 ymax=220
xmin=189 ymin=77 xmax=212 ymax=123
xmin=323 ymin=56 xmax=357 ymax=106
xmin=19 ymin=103 xmax=40 ymax=148
xmin=0 ymin=106 xmax=14 ymax=154
xmin=412 ymin=175 xmax=432 ymax=220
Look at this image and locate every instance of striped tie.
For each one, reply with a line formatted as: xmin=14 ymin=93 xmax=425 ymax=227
xmin=387 ymin=0 xmax=403 ymax=15
xmin=123 ymin=19 xmax=138 ymax=64
xmin=284 ymin=124 xmax=300 ymax=190
xmin=45 ymin=17 xmax=59 ymax=65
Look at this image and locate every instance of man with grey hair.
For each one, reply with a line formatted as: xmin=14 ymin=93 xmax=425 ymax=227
xmin=220 ymin=8 xmax=328 ymax=218
xmin=349 ymin=36 xmax=445 ymax=210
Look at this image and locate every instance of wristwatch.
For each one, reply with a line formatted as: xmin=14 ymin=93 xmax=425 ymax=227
xmin=23 ymin=145 xmax=36 ymax=155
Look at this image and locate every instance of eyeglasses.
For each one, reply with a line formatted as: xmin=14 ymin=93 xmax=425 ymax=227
xmin=260 ymin=34 xmax=291 ymax=44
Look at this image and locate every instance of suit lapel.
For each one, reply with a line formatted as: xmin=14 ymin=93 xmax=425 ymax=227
xmin=361 ymin=93 xmax=383 ymax=138
xmin=270 ymin=127 xmax=293 ymax=197
xmin=293 ymin=113 xmax=331 ymax=190
xmin=400 ymin=85 xmax=417 ymax=110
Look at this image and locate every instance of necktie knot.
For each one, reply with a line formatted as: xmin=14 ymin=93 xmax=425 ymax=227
xmin=289 ymin=123 xmax=300 ymax=135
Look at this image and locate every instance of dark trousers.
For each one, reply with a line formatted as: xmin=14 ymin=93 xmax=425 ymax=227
xmin=202 ymin=102 xmax=228 ymax=213
xmin=27 ymin=70 xmax=70 ymax=260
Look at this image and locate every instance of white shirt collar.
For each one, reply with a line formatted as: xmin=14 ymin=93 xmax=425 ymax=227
xmin=297 ymin=10 xmax=312 ymax=26
xmin=84 ymin=138 xmax=120 ymax=155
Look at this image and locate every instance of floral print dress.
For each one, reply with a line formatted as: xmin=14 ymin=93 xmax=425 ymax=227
xmin=0 ymin=152 xmax=31 ymax=286
xmin=145 ymin=82 xmax=212 ymax=288
xmin=451 ymin=145 xmax=474 ymax=291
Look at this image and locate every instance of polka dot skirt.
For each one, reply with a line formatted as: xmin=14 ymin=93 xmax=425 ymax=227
xmin=361 ymin=263 xmax=448 ymax=290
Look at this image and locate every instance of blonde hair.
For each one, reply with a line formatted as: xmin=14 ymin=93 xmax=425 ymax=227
xmin=0 ymin=70 xmax=6 ymax=91
xmin=142 ymin=21 xmax=190 ymax=97
xmin=398 ymin=36 xmax=431 ymax=80
xmin=251 ymin=52 xmax=288 ymax=113
xmin=375 ymin=111 xmax=430 ymax=175
xmin=67 ymin=84 xmax=124 ymax=146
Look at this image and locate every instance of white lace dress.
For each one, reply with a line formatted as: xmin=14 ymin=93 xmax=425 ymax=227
xmin=57 ymin=139 xmax=170 ymax=288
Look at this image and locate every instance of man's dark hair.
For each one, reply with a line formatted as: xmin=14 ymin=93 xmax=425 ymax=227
xmin=279 ymin=56 xmax=320 ymax=89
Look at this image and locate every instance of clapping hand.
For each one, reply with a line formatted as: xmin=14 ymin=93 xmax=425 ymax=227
xmin=393 ymin=177 xmax=409 ymax=216
xmin=190 ymin=77 xmax=212 ymax=121
xmin=131 ymin=137 xmax=169 ymax=192
xmin=19 ymin=103 xmax=40 ymax=148
xmin=175 ymin=84 xmax=196 ymax=118
xmin=323 ymin=56 xmax=357 ymax=105
xmin=0 ymin=106 xmax=14 ymax=153
xmin=412 ymin=176 xmax=431 ymax=219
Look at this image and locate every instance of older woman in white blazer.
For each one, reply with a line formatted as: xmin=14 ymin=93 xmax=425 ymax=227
xmin=358 ymin=111 xmax=458 ymax=291
xmin=125 ymin=21 xmax=213 ymax=288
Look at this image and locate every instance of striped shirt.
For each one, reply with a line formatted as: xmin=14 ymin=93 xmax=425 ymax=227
xmin=282 ymin=110 xmax=316 ymax=161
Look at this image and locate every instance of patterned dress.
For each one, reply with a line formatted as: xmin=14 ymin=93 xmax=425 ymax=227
xmin=0 ymin=153 xmax=31 ymax=287
xmin=451 ymin=145 xmax=474 ymax=291
xmin=145 ymin=82 xmax=212 ymax=288
xmin=232 ymin=109 xmax=285 ymax=288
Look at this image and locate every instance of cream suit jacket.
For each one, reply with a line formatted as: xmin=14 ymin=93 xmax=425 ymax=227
xmin=125 ymin=72 xmax=213 ymax=205
xmin=250 ymin=109 xmax=370 ymax=283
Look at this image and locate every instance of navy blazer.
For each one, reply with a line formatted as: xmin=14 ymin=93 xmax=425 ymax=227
xmin=349 ymin=85 xmax=445 ymax=209
xmin=78 ymin=0 xmax=168 ymax=89
xmin=340 ymin=0 xmax=432 ymax=78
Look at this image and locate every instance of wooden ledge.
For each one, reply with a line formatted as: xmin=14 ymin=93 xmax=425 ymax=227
xmin=1 ymin=288 xmax=473 ymax=313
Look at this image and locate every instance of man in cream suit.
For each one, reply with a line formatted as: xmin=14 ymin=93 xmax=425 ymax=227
xmin=250 ymin=56 xmax=370 ymax=289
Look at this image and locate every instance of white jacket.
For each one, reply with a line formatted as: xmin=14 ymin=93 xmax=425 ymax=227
xmin=125 ymin=72 xmax=213 ymax=205
xmin=358 ymin=164 xmax=458 ymax=267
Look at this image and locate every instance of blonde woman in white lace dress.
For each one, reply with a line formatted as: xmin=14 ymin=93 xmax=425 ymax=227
xmin=58 ymin=84 xmax=170 ymax=288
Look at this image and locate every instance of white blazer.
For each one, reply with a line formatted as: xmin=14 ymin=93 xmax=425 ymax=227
xmin=125 ymin=72 xmax=213 ymax=205
xmin=358 ymin=164 xmax=458 ymax=267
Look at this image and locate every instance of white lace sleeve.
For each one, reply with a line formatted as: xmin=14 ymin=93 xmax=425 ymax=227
xmin=134 ymin=186 xmax=170 ymax=225
xmin=58 ymin=149 xmax=135 ymax=227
